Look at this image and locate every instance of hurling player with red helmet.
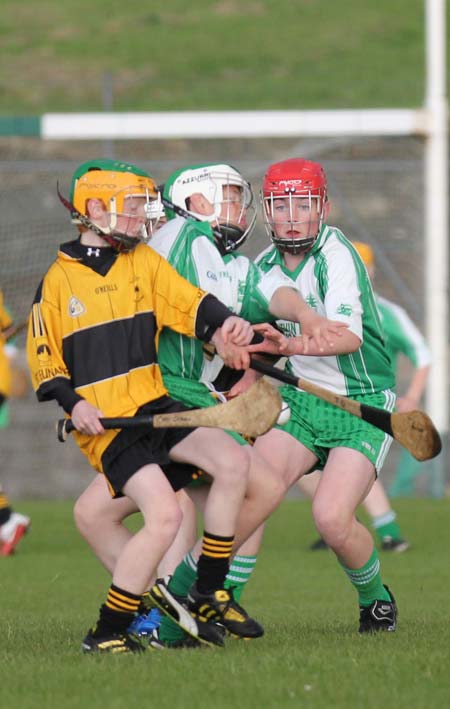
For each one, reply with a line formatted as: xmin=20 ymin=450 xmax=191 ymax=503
xmin=249 ymin=158 xmax=398 ymax=633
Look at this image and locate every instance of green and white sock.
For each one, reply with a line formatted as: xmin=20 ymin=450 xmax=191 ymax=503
xmin=159 ymin=552 xmax=197 ymax=645
xmin=341 ymin=547 xmax=391 ymax=607
xmin=168 ymin=551 xmax=197 ymax=596
xmin=371 ymin=511 xmax=402 ymax=543
xmin=224 ymin=554 xmax=258 ymax=602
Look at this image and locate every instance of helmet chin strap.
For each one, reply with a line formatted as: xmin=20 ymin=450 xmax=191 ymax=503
xmin=272 ymin=234 xmax=317 ymax=256
xmin=215 ymin=224 xmax=245 ymax=254
xmin=139 ymin=222 xmax=152 ymax=243
xmin=57 ymin=184 xmax=110 ymax=239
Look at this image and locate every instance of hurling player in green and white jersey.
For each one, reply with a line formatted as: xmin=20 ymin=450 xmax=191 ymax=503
xmin=245 ymin=158 xmax=398 ymax=633
xmin=299 ymin=241 xmax=430 ymax=551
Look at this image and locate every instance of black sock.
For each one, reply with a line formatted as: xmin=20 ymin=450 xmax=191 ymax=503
xmin=196 ymin=531 xmax=234 ymax=594
xmin=92 ymin=584 xmax=141 ymax=637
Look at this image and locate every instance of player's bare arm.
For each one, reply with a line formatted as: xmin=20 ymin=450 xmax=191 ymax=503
xmin=396 ymin=365 xmax=430 ymax=412
xmin=249 ymin=322 xmax=361 ymax=357
xmin=268 ymin=287 xmax=348 ymax=353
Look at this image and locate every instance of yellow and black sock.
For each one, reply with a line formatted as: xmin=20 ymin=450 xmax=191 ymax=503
xmin=93 ymin=584 xmax=141 ymax=637
xmin=196 ymin=531 xmax=234 ymax=594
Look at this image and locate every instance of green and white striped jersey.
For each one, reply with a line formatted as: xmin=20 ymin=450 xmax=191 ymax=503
xmin=149 ymin=217 xmax=290 ymax=382
xmin=255 ymin=225 xmax=395 ymax=396
xmin=376 ymin=295 xmax=431 ymax=372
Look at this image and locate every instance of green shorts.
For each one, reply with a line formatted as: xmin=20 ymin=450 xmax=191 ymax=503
xmin=163 ymin=374 xmax=248 ymax=488
xmin=278 ymin=385 xmax=395 ymax=473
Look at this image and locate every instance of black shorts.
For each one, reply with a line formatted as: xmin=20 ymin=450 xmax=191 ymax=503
xmin=101 ymin=396 xmax=198 ymax=497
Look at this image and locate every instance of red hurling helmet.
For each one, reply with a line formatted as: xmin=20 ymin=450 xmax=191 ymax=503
xmin=262 ymin=158 xmax=328 ymax=254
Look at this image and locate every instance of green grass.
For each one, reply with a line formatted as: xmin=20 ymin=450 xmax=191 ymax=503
xmin=1 ymin=498 xmax=450 ymax=708
xmin=2 ymin=0 xmax=447 ymax=114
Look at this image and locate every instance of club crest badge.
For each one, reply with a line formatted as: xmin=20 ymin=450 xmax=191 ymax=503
xmin=36 ymin=340 xmax=51 ymax=364
xmin=68 ymin=296 xmax=86 ymax=317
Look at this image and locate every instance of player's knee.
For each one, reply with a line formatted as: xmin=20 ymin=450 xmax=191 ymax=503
xmin=213 ymin=446 xmax=250 ymax=486
xmin=312 ymin=501 xmax=350 ymax=545
xmin=248 ymin=454 xmax=287 ymax=503
xmin=144 ymin=501 xmax=183 ymax=546
xmin=260 ymin=466 xmax=286 ymax=506
xmin=73 ymin=496 xmax=97 ymax=539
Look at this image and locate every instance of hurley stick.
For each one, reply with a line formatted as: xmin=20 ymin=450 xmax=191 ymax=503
xmin=249 ymin=358 xmax=441 ymax=462
xmin=57 ymin=377 xmax=282 ymax=442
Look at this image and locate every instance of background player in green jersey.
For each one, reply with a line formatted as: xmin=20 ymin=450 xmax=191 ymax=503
xmin=355 ymin=242 xmax=431 ymax=498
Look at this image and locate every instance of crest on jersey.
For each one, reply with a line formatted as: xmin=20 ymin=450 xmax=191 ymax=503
xmin=337 ymin=304 xmax=353 ymax=316
xmin=36 ymin=340 xmax=51 ymax=364
xmin=68 ymin=296 xmax=86 ymax=317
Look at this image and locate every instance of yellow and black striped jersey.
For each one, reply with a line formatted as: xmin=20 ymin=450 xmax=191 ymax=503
xmin=27 ymin=240 xmax=209 ymax=471
xmin=0 ymin=289 xmax=13 ymax=399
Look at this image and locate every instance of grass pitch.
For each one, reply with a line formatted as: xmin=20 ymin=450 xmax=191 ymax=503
xmin=1 ymin=498 xmax=450 ymax=708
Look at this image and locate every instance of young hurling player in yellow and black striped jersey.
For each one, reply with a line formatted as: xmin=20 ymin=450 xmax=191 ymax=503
xmin=27 ymin=159 xmax=266 ymax=654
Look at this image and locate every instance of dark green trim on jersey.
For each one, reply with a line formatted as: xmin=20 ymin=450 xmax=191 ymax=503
xmin=222 ymin=254 xmax=274 ymax=323
xmin=314 ymin=251 xmax=328 ymax=302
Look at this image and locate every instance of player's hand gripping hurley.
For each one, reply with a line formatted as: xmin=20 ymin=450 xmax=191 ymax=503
xmin=56 ymin=377 xmax=282 ymax=442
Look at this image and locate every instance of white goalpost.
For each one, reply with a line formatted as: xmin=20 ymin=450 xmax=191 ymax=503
xmin=22 ymin=0 xmax=447 ymax=493
xmin=423 ymin=0 xmax=448 ymax=442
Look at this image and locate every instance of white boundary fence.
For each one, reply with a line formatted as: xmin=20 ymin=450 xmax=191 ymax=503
xmin=42 ymin=109 xmax=428 ymax=140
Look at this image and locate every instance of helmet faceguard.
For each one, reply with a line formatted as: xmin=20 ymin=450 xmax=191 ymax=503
xmin=62 ymin=159 xmax=158 ymax=251
xmin=163 ymin=163 xmax=256 ymax=253
xmin=262 ymin=158 xmax=328 ymax=255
